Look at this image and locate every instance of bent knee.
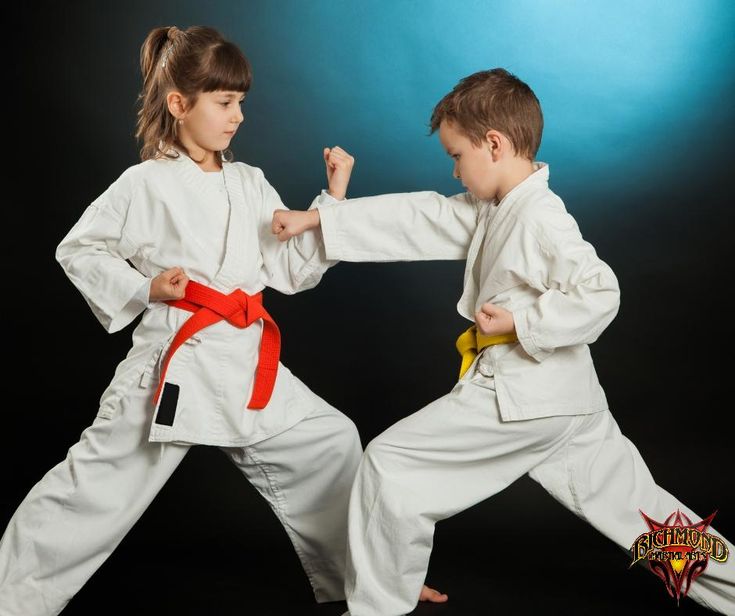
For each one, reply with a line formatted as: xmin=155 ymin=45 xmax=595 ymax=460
xmin=362 ymin=432 xmax=403 ymax=470
xmin=329 ymin=412 xmax=363 ymax=456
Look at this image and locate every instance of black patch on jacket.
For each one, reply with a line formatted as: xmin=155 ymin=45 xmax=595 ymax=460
xmin=155 ymin=383 xmax=179 ymax=426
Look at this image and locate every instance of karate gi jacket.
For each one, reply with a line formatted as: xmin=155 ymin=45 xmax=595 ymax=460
xmin=56 ymin=151 xmax=337 ymax=446
xmin=316 ymin=164 xmax=620 ymax=421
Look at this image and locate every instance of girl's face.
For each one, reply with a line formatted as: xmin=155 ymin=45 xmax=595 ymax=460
xmin=177 ymin=89 xmax=245 ymax=159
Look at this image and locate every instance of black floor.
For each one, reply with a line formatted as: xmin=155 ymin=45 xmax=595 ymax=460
xmin=61 ymin=527 xmax=715 ymax=616
xmin=47 ymin=449 xmax=717 ymax=616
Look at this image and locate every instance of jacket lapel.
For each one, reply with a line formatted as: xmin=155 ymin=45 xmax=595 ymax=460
xmin=212 ymin=163 xmax=248 ymax=290
xmin=455 ymin=163 xmax=550 ymax=320
xmin=457 ymin=201 xmax=493 ymax=320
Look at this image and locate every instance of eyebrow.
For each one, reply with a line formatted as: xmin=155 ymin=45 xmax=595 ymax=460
xmin=219 ymin=92 xmax=246 ymax=99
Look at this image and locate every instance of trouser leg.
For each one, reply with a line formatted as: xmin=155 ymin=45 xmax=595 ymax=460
xmin=529 ymin=409 xmax=735 ymax=614
xmin=344 ymin=373 xmax=584 ymax=616
xmin=0 ymin=385 xmax=189 ymax=616
xmin=222 ymin=381 xmax=362 ymax=603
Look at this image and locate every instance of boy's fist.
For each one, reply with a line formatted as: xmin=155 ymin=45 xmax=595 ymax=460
xmin=149 ymin=266 xmax=189 ymax=302
xmin=272 ymin=209 xmax=320 ymax=242
xmin=324 ymin=145 xmax=355 ymax=201
xmin=475 ymin=302 xmax=515 ymax=337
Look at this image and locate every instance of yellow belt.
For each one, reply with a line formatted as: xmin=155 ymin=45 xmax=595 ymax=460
xmin=455 ymin=325 xmax=518 ymax=378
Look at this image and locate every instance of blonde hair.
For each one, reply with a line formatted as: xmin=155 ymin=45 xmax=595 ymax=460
xmin=135 ymin=25 xmax=252 ymax=162
xmin=430 ymin=68 xmax=543 ymax=160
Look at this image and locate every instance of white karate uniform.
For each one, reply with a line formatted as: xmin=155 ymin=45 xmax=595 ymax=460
xmin=0 ymin=152 xmax=362 ymax=615
xmin=315 ymin=164 xmax=735 ymax=615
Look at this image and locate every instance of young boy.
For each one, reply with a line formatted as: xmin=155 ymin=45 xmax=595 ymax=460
xmin=272 ymin=69 xmax=735 ymax=615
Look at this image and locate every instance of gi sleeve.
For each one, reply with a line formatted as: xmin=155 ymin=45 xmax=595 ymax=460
xmin=511 ymin=207 xmax=620 ymax=362
xmin=55 ymin=171 xmax=150 ymax=334
xmin=257 ymin=169 xmax=338 ymax=294
xmin=316 ymin=191 xmax=478 ymax=262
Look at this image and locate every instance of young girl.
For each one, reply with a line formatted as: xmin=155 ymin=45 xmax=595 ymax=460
xmin=0 ymin=25 xmax=363 ymax=615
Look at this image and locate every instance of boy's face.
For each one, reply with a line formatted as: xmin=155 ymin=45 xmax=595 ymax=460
xmin=179 ymin=90 xmax=245 ymax=154
xmin=439 ymin=120 xmax=499 ymax=201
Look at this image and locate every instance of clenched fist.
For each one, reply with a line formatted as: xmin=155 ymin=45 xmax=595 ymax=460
xmin=324 ymin=146 xmax=355 ymax=201
xmin=149 ymin=266 xmax=189 ymax=302
xmin=272 ymin=209 xmax=320 ymax=242
xmin=475 ymin=302 xmax=515 ymax=337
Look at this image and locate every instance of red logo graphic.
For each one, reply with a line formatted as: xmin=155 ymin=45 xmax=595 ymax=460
xmin=630 ymin=510 xmax=729 ymax=604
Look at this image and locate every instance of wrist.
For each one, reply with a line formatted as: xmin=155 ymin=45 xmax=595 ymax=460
xmin=148 ymin=279 xmax=163 ymax=302
xmin=327 ymin=187 xmax=346 ymax=201
xmin=309 ymin=208 xmax=321 ymax=229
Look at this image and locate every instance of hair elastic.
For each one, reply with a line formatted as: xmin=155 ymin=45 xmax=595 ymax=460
xmin=160 ymin=43 xmax=175 ymax=68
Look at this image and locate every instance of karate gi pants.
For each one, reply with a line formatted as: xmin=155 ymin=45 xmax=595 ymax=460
xmin=0 ymin=379 xmax=362 ymax=616
xmin=342 ymin=362 xmax=735 ymax=616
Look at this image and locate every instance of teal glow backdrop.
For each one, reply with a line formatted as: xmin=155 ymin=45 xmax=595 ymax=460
xmin=43 ymin=1 xmax=734 ymax=215
xmin=234 ymin=0 xmax=735 ymax=213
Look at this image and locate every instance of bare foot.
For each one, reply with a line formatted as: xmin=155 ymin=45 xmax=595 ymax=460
xmin=419 ymin=584 xmax=448 ymax=603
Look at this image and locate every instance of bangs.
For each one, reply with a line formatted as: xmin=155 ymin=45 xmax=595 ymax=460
xmin=201 ymin=41 xmax=252 ymax=94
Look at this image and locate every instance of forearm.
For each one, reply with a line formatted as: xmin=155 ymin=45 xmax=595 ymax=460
xmin=514 ymin=268 xmax=620 ymax=361
xmin=57 ymin=244 xmax=150 ymax=333
xmin=261 ymin=191 xmax=337 ymax=294
xmin=316 ymin=191 xmax=477 ymax=262
xmin=303 ymin=208 xmax=321 ymax=229
xmin=56 ymin=205 xmax=150 ymax=333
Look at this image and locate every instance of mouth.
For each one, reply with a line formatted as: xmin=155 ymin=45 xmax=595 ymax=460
xmin=224 ymin=130 xmax=236 ymax=137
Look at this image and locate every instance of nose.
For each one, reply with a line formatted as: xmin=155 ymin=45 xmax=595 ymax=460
xmin=234 ymin=107 xmax=244 ymax=124
xmin=453 ymin=161 xmax=460 ymax=180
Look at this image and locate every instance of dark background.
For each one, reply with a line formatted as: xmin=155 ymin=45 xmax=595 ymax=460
xmin=4 ymin=1 xmax=734 ymax=614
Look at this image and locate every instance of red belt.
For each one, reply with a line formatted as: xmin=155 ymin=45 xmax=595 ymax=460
xmin=152 ymin=280 xmax=281 ymax=410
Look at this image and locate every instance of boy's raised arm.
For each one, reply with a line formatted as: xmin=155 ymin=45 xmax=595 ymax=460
xmin=274 ymin=190 xmax=480 ymax=262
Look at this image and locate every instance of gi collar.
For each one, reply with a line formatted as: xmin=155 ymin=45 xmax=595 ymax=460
xmin=495 ymin=161 xmax=549 ymax=209
xmin=157 ymin=143 xmax=228 ymax=165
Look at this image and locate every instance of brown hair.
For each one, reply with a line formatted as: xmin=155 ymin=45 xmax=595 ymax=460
xmin=135 ymin=25 xmax=252 ymax=162
xmin=430 ymin=68 xmax=543 ymax=160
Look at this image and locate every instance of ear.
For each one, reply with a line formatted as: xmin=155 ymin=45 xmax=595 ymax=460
xmin=484 ymin=129 xmax=505 ymax=162
xmin=166 ymin=91 xmax=189 ymax=120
